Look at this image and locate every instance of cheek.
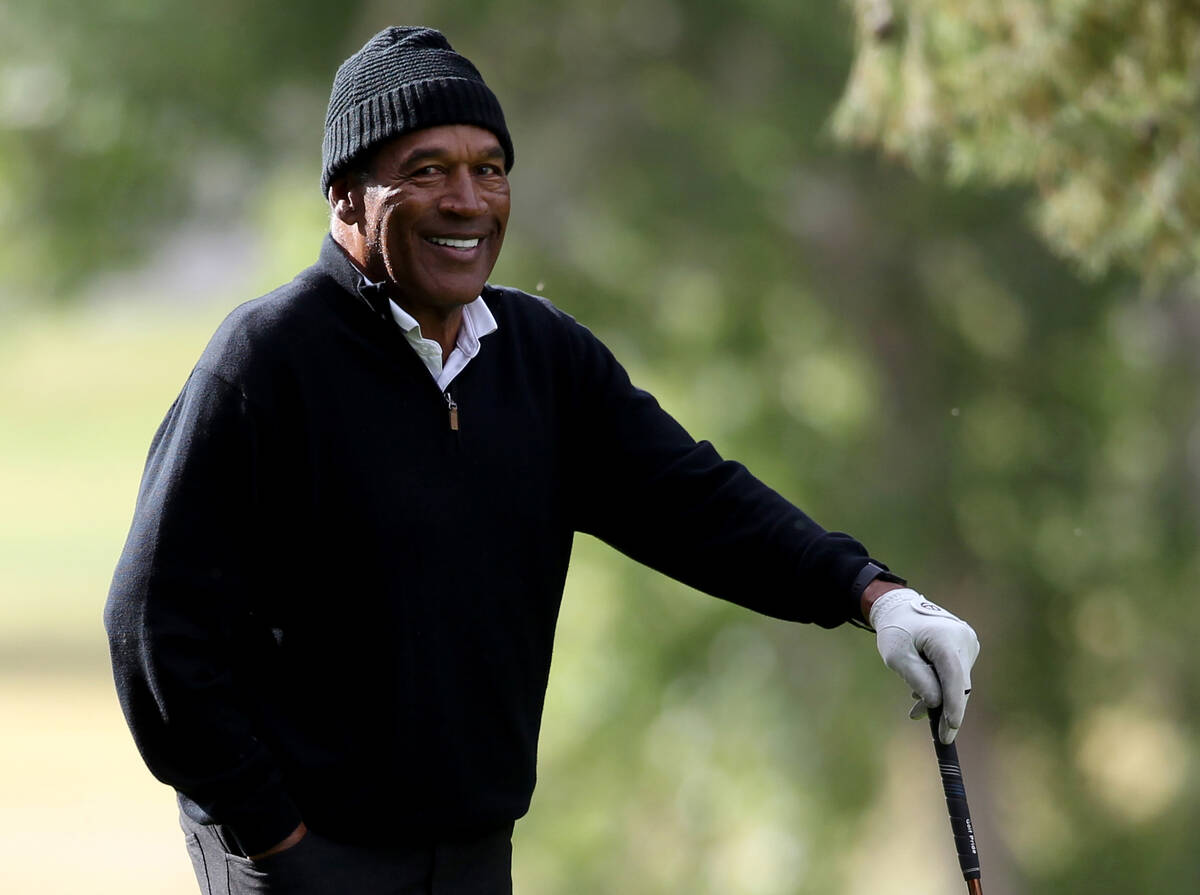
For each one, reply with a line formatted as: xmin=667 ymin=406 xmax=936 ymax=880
xmin=373 ymin=188 xmax=408 ymax=229
xmin=374 ymin=197 xmax=422 ymax=283
xmin=493 ymin=189 xmax=512 ymax=225
xmin=377 ymin=199 xmax=418 ymax=257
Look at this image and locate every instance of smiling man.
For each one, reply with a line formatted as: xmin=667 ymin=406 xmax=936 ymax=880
xmin=105 ymin=26 xmax=979 ymax=895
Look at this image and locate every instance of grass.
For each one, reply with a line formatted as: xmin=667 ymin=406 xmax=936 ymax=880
xmin=0 ymin=671 xmax=197 ymax=893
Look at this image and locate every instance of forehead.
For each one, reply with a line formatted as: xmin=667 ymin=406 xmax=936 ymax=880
xmin=373 ymin=124 xmax=504 ymax=168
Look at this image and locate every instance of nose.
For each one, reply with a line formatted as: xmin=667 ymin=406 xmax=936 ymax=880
xmin=438 ymin=167 xmax=487 ymax=217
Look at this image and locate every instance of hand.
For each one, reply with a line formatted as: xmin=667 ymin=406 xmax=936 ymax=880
xmin=868 ymin=588 xmax=980 ymax=744
xmin=247 ymin=822 xmax=308 ymax=861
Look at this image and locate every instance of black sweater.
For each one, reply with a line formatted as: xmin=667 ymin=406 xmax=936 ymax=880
xmin=105 ymin=235 xmax=876 ymax=854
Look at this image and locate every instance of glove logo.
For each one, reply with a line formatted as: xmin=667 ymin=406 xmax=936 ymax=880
xmin=920 ymin=602 xmax=943 ymax=613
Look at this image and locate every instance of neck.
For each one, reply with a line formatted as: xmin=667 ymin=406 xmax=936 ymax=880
xmin=402 ymin=303 xmax=464 ymax=362
xmin=331 ymin=223 xmax=371 ymax=274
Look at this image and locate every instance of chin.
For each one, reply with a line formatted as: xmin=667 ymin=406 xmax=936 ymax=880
xmin=428 ymin=277 xmax=490 ymax=306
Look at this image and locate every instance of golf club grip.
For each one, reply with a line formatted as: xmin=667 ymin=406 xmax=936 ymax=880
xmin=928 ymin=708 xmax=981 ymax=882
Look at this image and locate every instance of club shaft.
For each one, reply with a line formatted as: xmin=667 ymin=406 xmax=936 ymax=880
xmin=928 ymin=708 xmax=982 ymax=892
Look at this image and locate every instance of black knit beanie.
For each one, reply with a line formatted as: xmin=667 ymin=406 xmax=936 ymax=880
xmin=320 ymin=26 xmax=514 ymax=197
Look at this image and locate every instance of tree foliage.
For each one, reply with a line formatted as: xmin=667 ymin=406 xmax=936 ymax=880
xmin=0 ymin=0 xmax=352 ymax=302
xmin=834 ymin=0 xmax=1200 ymax=286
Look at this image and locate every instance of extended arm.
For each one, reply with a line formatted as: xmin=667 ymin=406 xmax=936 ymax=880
xmin=562 ymin=316 xmax=884 ymax=627
xmin=559 ymin=314 xmax=979 ymax=739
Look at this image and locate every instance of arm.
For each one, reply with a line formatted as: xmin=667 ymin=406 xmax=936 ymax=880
xmin=104 ymin=368 xmax=302 ymax=856
xmin=561 ymin=316 xmax=879 ymax=628
xmin=558 ymin=315 xmax=979 ymax=738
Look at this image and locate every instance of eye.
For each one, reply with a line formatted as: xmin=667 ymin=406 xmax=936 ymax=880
xmin=476 ymin=163 xmax=504 ymax=177
xmin=402 ymin=163 xmax=445 ymax=182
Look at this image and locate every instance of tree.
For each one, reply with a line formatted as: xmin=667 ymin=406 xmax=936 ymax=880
xmin=834 ymin=0 xmax=1200 ymax=287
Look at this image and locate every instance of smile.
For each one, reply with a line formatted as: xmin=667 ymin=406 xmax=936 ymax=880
xmin=427 ymin=236 xmax=481 ymax=249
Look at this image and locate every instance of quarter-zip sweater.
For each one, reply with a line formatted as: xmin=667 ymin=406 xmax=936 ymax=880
xmin=105 ymin=235 xmax=879 ymax=855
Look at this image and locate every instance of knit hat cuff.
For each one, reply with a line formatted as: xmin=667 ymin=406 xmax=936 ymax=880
xmin=320 ymin=77 xmax=513 ymax=196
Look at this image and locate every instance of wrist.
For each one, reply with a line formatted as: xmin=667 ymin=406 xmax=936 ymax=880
xmin=861 ymin=577 xmax=905 ymax=623
xmin=849 ymin=561 xmax=907 ymax=627
xmin=247 ymin=822 xmax=307 ymax=861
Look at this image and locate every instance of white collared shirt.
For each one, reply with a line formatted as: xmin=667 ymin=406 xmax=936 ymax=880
xmin=388 ymin=296 xmax=498 ymax=391
xmin=351 ymin=259 xmax=498 ymax=390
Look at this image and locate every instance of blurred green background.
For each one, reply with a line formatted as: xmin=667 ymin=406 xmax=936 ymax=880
xmin=1 ymin=2 xmax=1197 ymax=893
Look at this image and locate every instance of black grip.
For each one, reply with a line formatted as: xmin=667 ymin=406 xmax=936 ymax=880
xmin=928 ymin=708 xmax=981 ymax=881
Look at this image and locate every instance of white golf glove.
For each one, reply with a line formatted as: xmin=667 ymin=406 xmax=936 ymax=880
xmin=869 ymin=588 xmax=980 ymax=744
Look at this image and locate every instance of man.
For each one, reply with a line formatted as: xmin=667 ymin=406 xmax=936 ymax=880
xmin=105 ymin=26 xmax=979 ymax=895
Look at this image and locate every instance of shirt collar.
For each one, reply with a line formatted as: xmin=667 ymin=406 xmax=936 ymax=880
xmin=456 ymin=296 xmax=499 ymax=357
xmin=388 ymin=295 xmax=497 ymax=358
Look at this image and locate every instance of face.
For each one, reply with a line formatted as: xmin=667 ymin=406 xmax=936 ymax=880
xmin=356 ymin=124 xmax=510 ymax=318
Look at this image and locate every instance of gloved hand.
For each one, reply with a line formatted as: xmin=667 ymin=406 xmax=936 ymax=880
xmin=869 ymin=588 xmax=980 ymax=744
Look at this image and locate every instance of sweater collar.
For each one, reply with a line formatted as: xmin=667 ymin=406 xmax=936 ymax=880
xmin=318 ymin=233 xmax=367 ymax=297
xmin=317 ymin=234 xmax=394 ymax=320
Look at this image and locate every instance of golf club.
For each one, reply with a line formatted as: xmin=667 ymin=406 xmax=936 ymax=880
xmin=927 ymin=705 xmax=982 ymax=895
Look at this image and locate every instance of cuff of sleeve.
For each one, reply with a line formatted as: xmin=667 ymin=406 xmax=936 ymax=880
xmin=847 ymin=560 xmax=906 ymax=630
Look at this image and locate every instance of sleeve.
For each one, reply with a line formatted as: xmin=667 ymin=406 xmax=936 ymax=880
xmin=561 ymin=318 xmax=877 ymax=628
xmin=103 ymin=366 xmax=302 ymax=854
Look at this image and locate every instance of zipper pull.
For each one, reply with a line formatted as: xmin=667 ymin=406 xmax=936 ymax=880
xmin=445 ymin=391 xmax=459 ymax=431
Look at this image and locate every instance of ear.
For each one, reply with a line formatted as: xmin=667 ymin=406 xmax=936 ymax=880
xmin=328 ymin=176 xmax=364 ymax=225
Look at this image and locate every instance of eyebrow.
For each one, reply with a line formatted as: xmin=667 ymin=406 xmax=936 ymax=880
xmin=398 ymin=143 xmax=507 ymax=169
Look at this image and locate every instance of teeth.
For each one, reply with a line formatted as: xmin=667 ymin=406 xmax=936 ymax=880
xmin=428 ymin=237 xmax=480 ymax=249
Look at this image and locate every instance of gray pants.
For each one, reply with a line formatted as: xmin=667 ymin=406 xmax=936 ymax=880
xmin=180 ymin=812 xmax=513 ymax=895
